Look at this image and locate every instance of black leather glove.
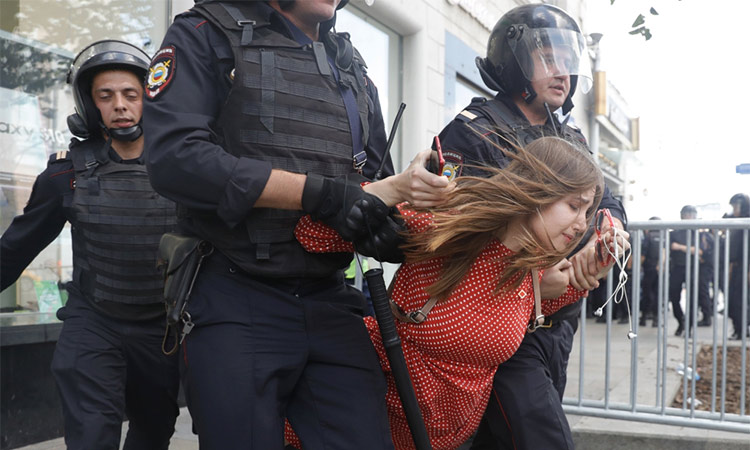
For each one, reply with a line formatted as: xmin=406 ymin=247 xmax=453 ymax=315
xmin=351 ymin=204 xmax=406 ymax=263
xmin=302 ymin=173 xmax=389 ymax=241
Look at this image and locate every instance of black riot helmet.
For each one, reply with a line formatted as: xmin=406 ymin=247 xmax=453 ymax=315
xmin=729 ymin=193 xmax=750 ymax=217
xmin=477 ymin=4 xmax=592 ymax=114
xmin=66 ymin=40 xmax=150 ymax=141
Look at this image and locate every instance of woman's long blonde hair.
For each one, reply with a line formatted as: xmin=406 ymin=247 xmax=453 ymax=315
xmin=402 ymin=136 xmax=604 ymax=301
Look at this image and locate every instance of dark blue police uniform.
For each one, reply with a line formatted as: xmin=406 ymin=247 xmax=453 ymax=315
xmin=640 ymin=229 xmax=661 ymax=325
xmin=669 ymin=229 xmax=715 ymax=333
xmin=143 ymin=3 xmax=394 ymax=449
xmin=1 ymin=139 xmax=179 ymax=450
xmin=434 ymin=94 xmax=627 ymax=450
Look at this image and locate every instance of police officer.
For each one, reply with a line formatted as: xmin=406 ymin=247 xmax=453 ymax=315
xmin=668 ymin=205 xmax=713 ymax=335
xmin=432 ymin=5 xmax=628 ymax=449
xmin=726 ymin=193 xmax=750 ymax=339
xmin=0 ymin=41 xmax=179 ymax=449
xmin=640 ymin=217 xmax=662 ymax=327
xmin=697 ymin=225 xmax=715 ymax=327
xmin=142 ymin=0 xmax=424 ymax=448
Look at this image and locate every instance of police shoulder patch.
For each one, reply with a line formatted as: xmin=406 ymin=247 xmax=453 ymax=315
xmin=146 ymin=46 xmax=177 ymax=100
xmin=440 ymin=150 xmax=463 ymax=181
xmin=48 ymin=150 xmax=69 ymax=163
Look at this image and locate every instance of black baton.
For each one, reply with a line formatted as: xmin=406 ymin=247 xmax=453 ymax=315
xmin=366 ymin=268 xmax=432 ymax=450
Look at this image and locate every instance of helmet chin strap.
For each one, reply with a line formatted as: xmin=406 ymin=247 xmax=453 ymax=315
xmin=100 ymin=120 xmax=143 ymax=142
xmin=520 ymin=84 xmax=537 ymax=104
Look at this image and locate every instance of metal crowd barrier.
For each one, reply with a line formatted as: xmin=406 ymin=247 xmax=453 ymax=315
xmin=563 ymin=218 xmax=750 ymax=433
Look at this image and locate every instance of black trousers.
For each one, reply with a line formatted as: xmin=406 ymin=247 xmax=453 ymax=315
xmin=180 ymin=253 xmax=394 ymax=450
xmin=51 ymin=295 xmax=179 ymax=450
xmin=470 ymin=320 xmax=576 ymax=450
xmin=641 ymin=265 xmax=659 ymax=318
xmin=669 ymin=266 xmax=712 ymax=326
xmin=728 ymin=263 xmax=749 ymax=335
xmin=668 ymin=267 xmax=686 ymax=324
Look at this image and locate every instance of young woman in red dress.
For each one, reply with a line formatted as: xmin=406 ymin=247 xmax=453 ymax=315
xmin=290 ymin=136 xmax=628 ymax=449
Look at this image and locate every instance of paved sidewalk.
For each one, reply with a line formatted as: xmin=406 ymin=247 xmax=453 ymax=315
xmin=17 ymin=314 xmax=749 ymax=450
xmin=566 ymin=313 xmax=750 ymax=449
xmin=15 ymin=407 xmax=199 ymax=450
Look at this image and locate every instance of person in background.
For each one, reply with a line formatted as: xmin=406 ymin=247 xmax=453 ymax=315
xmin=431 ymin=4 xmax=628 ymax=449
xmin=142 ymin=0 xmax=448 ymax=448
xmin=640 ymin=217 xmax=662 ymax=327
xmin=726 ymin=193 xmax=750 ymax=340
xmin=1 ymin=41 xmax=179 ymax=450
xmin=669 ymin=205 xmax=713 ymax=335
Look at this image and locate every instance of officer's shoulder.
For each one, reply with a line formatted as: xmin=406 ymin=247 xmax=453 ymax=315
xmin=42 ymin=149 xmax=74 ymax=187
xmin=453 ymin=97 xmax=493 ymax=124
xmin=48 ymin=149 xmax=71 ymax=165
xmin=169 ymin=9 xmax=214 ymax=35
xmin=174 ymin=9 xmax=203 ymax=22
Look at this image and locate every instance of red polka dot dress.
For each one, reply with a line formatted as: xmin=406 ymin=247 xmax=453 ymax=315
xmin=293 ymin=207 xmax=585 ymax=450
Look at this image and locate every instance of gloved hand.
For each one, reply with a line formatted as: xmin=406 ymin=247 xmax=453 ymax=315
xmin=302 ymin=173 xmax=390 ymax=241
xmin=350 ymin=203 xmax=406 ymax=263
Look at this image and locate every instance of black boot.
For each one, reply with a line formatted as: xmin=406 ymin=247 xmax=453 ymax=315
xmin=675 ymin=322 xmax=684 ymax=337
xmin=697 ymin=316 xmax=711 ymax=327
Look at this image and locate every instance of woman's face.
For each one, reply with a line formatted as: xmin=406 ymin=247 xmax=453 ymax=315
xmin=529 ymin=188 xmax=596 ymax=251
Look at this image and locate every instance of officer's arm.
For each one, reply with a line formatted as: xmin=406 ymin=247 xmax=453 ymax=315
xmin=1 ymin=165 xmax=69 ymax=291
xmin=143 ymin=16 xmax=276 ymax=229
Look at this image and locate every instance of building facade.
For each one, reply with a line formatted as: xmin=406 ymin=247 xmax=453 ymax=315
xmin=0 ymin=0 xmax=640 ymax=332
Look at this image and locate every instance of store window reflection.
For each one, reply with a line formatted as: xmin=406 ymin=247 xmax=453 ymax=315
xmin=337 ymin=7 xmax=402 ymax=168
xmin=0 ymin=0 xmax=167 ymax=316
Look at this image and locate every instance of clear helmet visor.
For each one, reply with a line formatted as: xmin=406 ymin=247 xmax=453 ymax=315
xmin=509 ymin=27 xmax=592 ymax=94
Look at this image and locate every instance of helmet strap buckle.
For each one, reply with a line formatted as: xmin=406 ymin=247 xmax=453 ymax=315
xmin=521 ymin=85 xmax=536 ymax=104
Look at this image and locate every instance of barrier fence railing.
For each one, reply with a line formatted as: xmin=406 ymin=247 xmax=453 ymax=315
xmin=563 ymin=218 xmax=750 ymax=434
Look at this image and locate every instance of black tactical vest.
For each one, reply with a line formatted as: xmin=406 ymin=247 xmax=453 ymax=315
xmin=188 ymin=2 xmax=371 ymax=277
xmin=466 ymin=97 xmax=588 ymax=150
xmin=68 ymin=139 xmax=176 ymax=304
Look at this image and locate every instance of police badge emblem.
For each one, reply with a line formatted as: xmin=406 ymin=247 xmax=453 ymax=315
xmin=440 ymin=150 xmax=463 ymax=181
xmin=146 ymin=46 xmax=176 ymax=100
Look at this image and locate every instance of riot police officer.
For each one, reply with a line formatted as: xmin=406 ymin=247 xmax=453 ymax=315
xmin=142 ymin=0 xmax=417 ymax=448
xmin=668 ymin=205 xmax=713 ymax=335
xmin=640 ymin=217 xmax=662 ymax=327
xmin=726 ymin=193 xmax=750 ymax=339
xmin=432 ymin=4 xmax=628 ymax=449
xmin=1 ymin=41 xmax=179 ymax=449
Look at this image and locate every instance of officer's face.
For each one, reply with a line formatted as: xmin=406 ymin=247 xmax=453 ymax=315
xmin=529 ymin=188 xmax=594 ymax=252
xmin=529 ymin=47 xmax=571 ymax=110
xmin=288 ymin=0 xmax=340 ymax=23
xmin=91 ymin=70 xmax=143 ymax=132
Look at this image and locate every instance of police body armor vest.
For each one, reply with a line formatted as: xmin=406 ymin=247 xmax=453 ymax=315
xmin=190 ymin=2 xmax=371 ymax=277
xmin=466 ymin=97 xmax=588 ymax=150
xmin=68 ymin=139 xmax=176 ymax=304
xmin=463 ymin=97 xmax=589 ymax=323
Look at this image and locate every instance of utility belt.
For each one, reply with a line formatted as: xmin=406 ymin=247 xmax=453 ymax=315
xmin=157 ymin=233 xmax=350 ymax=356
xmin=203 ymin=250 xmax=345 ymax=297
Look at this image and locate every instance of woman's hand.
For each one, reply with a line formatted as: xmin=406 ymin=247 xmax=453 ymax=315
xmin=364 ymin=149 xmax=454 ymax=207
xmin=539 ymin=259 xmax=573 ymax=299
xmin=568 ymin=228 xmax=631 ymax=291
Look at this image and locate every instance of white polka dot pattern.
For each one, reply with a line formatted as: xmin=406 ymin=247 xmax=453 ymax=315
xmin=291 ymin=211 xmax=585 ymax=450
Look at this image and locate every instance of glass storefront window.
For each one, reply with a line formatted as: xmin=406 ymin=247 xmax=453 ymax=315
xmin=453 ymin=75 xmax=489 ymax=118
xmin=336 ymin=7 xmax=403 ymax=169
xmin=0 ymin=0 xmax=168 ymax=315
